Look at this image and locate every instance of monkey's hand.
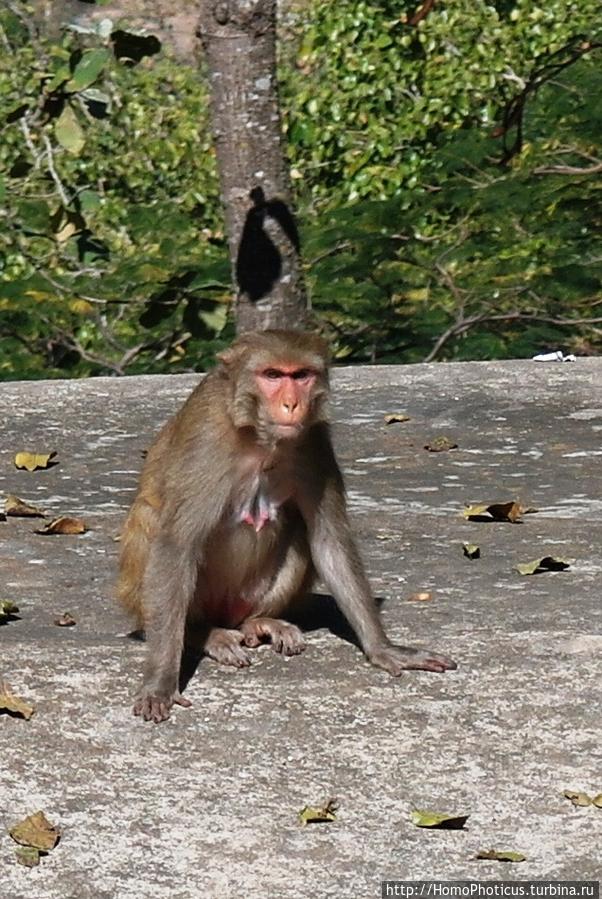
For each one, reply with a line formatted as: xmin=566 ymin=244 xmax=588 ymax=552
xmin=241 ymin=618 xmax=306 ymax=655
xmin=133 ymin=689 xmax=192 ymax=724
xmin=368 ymin=643 xmax=457 ymax=676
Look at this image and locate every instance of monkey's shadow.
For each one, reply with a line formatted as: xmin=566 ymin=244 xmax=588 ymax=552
xmin=175 ymin=593 xmax=383 ymax=693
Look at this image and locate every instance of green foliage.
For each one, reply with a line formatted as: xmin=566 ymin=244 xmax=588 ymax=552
xmin=0 ymin=0 xmax=600 ymax=377
xmin=306 ymin=54 xmax=602 ymax=361
xmin=281 ymin=0 xmax=601 ymax=203
xmin=0 ymin=6 xmax=230 ymax=378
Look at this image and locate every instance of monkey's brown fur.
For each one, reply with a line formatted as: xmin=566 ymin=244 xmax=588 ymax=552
xmin=118 ymin=330 xmax=456 ymax=722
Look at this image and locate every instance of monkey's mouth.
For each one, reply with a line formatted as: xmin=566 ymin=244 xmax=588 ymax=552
xmin=273 ymin=422 xmax=301 ymax=439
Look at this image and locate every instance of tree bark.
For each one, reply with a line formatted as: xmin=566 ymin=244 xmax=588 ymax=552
xmin=197 ymin=0 xmax=309 ymax=333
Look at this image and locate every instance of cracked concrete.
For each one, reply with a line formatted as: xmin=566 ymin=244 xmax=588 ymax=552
xmin=0 ymin=359 xmax=601 ymax=898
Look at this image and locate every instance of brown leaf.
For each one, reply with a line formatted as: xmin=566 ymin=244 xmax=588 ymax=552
xmin=5 ymin=495 xmax=47 ymax=518
xmin=14 ymin=451 xmax=58 ymax=472
xmin=9 ymin=811 xmax=60 ymax=851
xmin=54 ymin=612 xmax=76 ymax=627
xmin=35 ymin=516 xmax=87 ymax=535
xmin=0 ymin=681 xmax=34 ymax=720
xmin=407 ymin=591 xmax=433 ymax=602
xmin=424 ymin=436 xmax=458 ymax=452
xmin=463 ymin=501 xmax=525 ymax=522
xmin=384 ymin=413 xmax=411 ymax=424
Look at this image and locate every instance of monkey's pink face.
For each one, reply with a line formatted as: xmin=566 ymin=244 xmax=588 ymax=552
xmin=255 ymin=365 xmax=319 ymax=437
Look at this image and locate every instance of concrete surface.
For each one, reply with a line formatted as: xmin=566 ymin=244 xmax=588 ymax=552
xmin=0 ymin=359 xmax=601 ymax=899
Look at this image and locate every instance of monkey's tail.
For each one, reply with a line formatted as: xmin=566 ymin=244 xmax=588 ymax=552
xmin=117 ymin=495 xmax=159 ymax=630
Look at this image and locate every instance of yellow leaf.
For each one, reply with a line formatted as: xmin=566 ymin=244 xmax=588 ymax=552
xmin=9 ymin=811 xmax=60 ymax=851
xmin=14 ymin=451 xmax=57 ymax=472
xmin=563 ymin=790 xmax=592 ymax=807
xmin=0 ymin=681 xmax=35 ymax=720
xmin=69 ymin=299 xmax=94 ymax=315
xmin=299 ymin=798 xmax=338 ymax=826
xmin=462 ymin=543 xmax=480 ymax=559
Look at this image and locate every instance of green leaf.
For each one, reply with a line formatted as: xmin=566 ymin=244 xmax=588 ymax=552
xmin=411 ymin=809 xmax=469 ymax=829
xmin=515 ymin=557 xmax=571 ymax=576
xmin=55 ymin=105 xmax=85 ymax=155
xmin=66 ymin=49 xmax=110 ymax=93
xmin=476 ymin=849 xmax=527 ymax=863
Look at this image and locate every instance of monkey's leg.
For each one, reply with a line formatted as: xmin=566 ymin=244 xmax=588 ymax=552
xmin=204 ymin=627 xmax=251 ymax=667
xmin=240 ymin=618 xmax=305 ymax=655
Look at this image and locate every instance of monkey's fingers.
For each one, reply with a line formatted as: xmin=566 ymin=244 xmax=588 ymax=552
xmin=133 ymin=693 xmax=173 ymax=723
xmin=204 ymin=627 xmax=251 ymax=667
xmin=369 ymin=645 xmax=457 ymax=677
xmin=241 ymin=618 xmax=306 ymax=656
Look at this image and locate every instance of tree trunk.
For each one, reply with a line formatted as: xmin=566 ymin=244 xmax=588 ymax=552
xmin=197 ymin=0 xmax=309 ymax=333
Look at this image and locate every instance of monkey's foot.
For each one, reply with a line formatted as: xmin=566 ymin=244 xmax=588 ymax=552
xmin=241 ymin=618 xmax=306 ymax=655
xmin=133 ymin=690 xmax=192 ymax=724
xmin=204 ymin=627 xmax=251 ymax=668
xmin=369 ymin=644 xmax=457 ymax=676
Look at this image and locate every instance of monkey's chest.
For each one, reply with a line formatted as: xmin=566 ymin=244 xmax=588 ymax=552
xmin=233 ymin=473 xmax=291 ymax=533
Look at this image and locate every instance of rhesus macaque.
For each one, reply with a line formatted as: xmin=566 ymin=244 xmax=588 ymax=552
xmin=118 ymin=330 xmax=456 ymax=722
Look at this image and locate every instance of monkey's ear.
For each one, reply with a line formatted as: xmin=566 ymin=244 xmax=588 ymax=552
xmin=216 ymin=332 xmax=259 ymax=367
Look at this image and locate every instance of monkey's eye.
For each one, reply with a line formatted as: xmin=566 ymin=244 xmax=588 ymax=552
xmin=263 ymin=368 xmax=283 ymax=380
xmin=291 ymin=369 xmax=312 ymax=380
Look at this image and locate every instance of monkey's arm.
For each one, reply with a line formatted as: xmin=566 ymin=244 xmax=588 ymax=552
xmin=300 ymin=449 xmax=456 ymax=675
xmin=134 ymin=482 xmax=231 ymax=723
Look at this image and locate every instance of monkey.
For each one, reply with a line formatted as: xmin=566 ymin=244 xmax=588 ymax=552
xmin=118 ymin=330 xmax=456 ymax=722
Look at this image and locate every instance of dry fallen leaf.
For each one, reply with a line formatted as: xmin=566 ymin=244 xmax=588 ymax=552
xmin=54 ymin=612 xmax=76 ymax=627
xmin=15 ymin=846 xmax=42 ymax=867
xmin=463 ymin=501 xmax=525 ymax=522
xmin=5 ymin=494 xmax=47 ymax=518
xmin=563 ymin=790 xmax=593 ymax=807
xmin=592 ymin=794 xmax=602 ymax=808
xmin=35 ymin=516 xmax=87 ymax=536
xmin=407 ymin=591 xmax=433 ymax=602
xmin=515 ymin=557 xmax=571 ymax=576
xmin=410 ymin=809 xmax=469 ymax=829
xmin=475 ymin=849 xmax=526 ymax=863
xmin=0 ymin=681 xmax=35 ymax=720
xmin=299 ymin=798 xmax=338 ymax=826
xmin=462 ymin=543 xmax=481 ymax=559
xmin=384 ymin=413 xmax=411 ymax=425
xmin=424 ymin=437 xmax=458 ymax=452
xmin=9 ymin=811 xmax=60 ymax=851
xmin=0 ymin=600 xmax=20 ymax=623
xmin=14 ymin=451 xmax=58 ymax=472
